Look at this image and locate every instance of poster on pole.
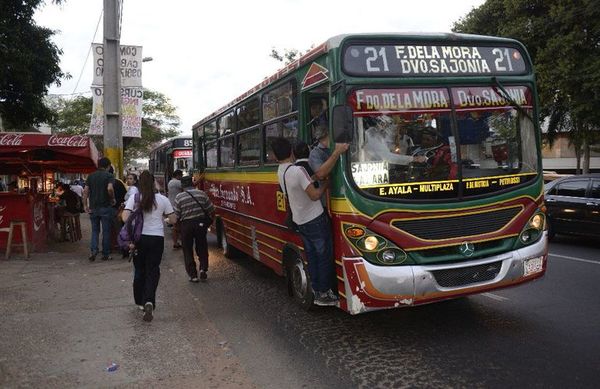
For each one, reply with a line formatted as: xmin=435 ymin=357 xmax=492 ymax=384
xmin=89 ymin=86 xmax=143 ymax=138
xmin=92 ymin=43 xmax=143 ymax=87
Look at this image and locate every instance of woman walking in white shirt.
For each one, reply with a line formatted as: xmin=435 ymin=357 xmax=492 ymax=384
xmin=124 ymin=173 xmax=139 ymax=203
xmin=122 ymin=170 xmax=177 ymax=322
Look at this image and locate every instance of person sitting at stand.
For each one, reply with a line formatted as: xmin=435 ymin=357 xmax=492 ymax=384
xmin=54 ymin=183 xmax=81 ymax=241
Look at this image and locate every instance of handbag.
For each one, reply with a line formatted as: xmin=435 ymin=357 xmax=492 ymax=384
xmin=117 ymin=193 xmax=143 ymax=260
xmin=184 ymin=190 xmax=213 ymax=226
xmin=282 ymin=165 xmax=299 ymax=232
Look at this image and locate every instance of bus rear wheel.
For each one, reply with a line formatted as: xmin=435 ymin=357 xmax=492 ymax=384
xmin=218 ymin=222 xmax=240 ymax=259
xmin=286 ymin=252 xmax=314 ymax=310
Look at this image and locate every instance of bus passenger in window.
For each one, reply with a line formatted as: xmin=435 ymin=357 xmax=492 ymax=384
xmin=364 ymin=116 xmax=425 ymax=166
xmin=412 ymin=126 xmax=458 ymax=180
xmin=391 ymin=116 xmax=415 ymax=155
xmin=272 ymin=137 xmax=338 ymax=307
xmin=308 ymin=99 xmax=328 ymax=136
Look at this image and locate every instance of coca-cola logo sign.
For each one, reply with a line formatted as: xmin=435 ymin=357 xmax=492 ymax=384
xmin=0 ymin=134 xmax=24 ymax=146
xmin=47 ymin=135 xmax=88 ymax=147
xmin=33 ymin=201 xmax=45 ymax=232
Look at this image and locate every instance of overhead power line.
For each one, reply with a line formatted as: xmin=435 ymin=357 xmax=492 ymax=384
xmin=71 ymin=10 xmax=104 ymax=95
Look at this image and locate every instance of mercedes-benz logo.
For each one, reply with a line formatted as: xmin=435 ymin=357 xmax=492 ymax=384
xmin=459 ymin=241 xmax=475 ymax=257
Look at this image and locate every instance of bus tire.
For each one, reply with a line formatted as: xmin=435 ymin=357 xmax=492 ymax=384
xmin=217 ymin=220 xmax=240 ymax=259
xmin=285 ymin=250 xmax=314 ymax=310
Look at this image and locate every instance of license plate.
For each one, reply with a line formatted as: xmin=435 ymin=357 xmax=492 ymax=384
xmin=524 ymin=256 xmax=544 ymax=276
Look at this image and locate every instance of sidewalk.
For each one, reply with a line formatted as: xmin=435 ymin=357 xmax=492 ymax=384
xmin=0 ymin=220 xmax=256 ymax=388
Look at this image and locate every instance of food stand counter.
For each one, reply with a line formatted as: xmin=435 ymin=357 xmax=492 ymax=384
xmin=0 ymin=133 xmax=98 ymax=253
xmin=0 ymin=192 xmax=48 ymax=252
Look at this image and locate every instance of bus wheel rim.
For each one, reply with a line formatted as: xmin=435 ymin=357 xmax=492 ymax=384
xmin=292 ymin=261 xmax=308 ymax=297
xmin=222 ymin=229 xmax=228 ymax=251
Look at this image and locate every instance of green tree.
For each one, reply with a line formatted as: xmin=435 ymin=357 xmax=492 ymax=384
xmin=453 ymin=0 xmax=600 ymax=173
xmin=49 ymin=89 xmax=180 ymax=164
xmin=0 ymin=0 xmax=68 ymax=130
xmin=270 ymin=45 xmax=315 ymax=65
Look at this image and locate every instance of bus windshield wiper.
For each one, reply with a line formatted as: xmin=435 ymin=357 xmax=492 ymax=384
xmin=492 ymin=77 xmax=533 ymax=122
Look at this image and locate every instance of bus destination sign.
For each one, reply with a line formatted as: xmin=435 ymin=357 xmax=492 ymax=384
xmin=343 ymin=44 xmax=527 ymax=77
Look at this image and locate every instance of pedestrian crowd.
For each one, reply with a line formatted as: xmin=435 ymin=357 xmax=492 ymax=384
xmin=79 ymin=157 xmax=214 ymax=322
xmin=76 ymin=122 xmax=347 ymax=321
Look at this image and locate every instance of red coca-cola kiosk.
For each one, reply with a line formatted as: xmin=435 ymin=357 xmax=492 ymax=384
xmin=0 ymin=133 xmax=99 ymax=253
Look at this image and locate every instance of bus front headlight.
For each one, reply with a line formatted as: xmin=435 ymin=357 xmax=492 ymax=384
xmin=363 ymin=236 xmax=380 ymax=251
xmin=343 ymin=223 xmax=409 ymax=266
xmin=519 ymin=212 xmax=545 ymax=245
xmin=379 ymin=248 xmax=407 ymax=264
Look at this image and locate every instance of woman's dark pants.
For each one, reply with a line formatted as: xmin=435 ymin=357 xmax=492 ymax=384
xmin=133 ymin=235 xmax=164 ymax=307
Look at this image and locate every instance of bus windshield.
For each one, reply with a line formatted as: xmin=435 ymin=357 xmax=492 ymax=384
xmin=348 ymin=86 xmax=538 ymax=200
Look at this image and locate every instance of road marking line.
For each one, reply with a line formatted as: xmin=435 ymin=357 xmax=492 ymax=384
xmin=481 ymin=292 xmax=509 ymax=301
xmin=549 ymin=253 xmax=600 ymax=265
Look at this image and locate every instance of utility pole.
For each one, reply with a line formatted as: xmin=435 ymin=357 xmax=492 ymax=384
xmin=103 ymin=0 xmax=122 ymax=179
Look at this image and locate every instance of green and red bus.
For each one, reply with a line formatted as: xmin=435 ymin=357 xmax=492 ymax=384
xmin=192 ymin=33 xmax=547 ymax=314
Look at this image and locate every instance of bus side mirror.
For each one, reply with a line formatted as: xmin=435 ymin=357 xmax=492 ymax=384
xmin=332 ymin=105 xmax=354 ymax=143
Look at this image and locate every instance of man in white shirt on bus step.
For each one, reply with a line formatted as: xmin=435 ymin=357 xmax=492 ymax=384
xmin=272 ymin=137 xmax=347 ymax=307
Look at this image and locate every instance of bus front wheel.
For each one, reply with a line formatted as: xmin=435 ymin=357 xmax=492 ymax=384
xmin=286 ymin=252 xmax=314 ymax=310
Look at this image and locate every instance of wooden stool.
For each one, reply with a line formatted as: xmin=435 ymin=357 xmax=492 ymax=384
xmin=1 ymin=220 xmax=30 ymax=259
xmin=61 ymin=212 xmax=81 ymax=242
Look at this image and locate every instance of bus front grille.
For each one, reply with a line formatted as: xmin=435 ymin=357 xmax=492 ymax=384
xmin=431 ymin=261 xmax=502 ymax=287
xmin=391 ymin=207 xmax=521 ymax=240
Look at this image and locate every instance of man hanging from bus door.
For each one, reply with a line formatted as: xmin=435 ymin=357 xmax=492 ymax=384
xmin=308 ymin=124 xmax=350 ymax=208
xmin=272 ymin=137 xmax=340 ymax=307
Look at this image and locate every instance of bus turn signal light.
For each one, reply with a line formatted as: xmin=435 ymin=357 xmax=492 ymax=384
xmin=345 ymin=226 xmax=366 ymax=238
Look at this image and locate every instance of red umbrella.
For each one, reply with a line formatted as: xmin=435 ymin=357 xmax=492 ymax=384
xmin=0 ymin=133 xmax=99 ymax=174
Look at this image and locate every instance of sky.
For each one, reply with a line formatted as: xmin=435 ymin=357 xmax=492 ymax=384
xmin=35 ymin=0 xmax=485 ymax=136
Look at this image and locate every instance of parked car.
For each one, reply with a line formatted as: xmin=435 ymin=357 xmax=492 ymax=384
xmin=543 ymin=170 xmax=571 ymax=183
xmin=544 ymin=173 xmax=600 ymax=240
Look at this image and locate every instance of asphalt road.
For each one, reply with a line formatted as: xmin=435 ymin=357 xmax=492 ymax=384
xmin=197 ymin=233 xmax=600 ymax=389
xmin=1 ymin=229 xmax=597 ymax=388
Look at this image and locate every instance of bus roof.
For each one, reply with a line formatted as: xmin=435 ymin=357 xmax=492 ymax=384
xmin=150 ymin=136 xmax=192 ymax=153
xmin=192 ymin=32 xmax=525 ymax=130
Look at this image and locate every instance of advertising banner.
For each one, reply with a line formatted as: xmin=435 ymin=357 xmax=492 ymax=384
xmin=92 ymin=43 xmax=143 ymax=87
xmin=90 ymin=43 xmax=144 ymax=137
xmin=89 ymin=86 xmax=143 ymax=138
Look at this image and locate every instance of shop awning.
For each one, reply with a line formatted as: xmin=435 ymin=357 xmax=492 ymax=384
xmin=0 ymin=133 xmax=99 ymax=174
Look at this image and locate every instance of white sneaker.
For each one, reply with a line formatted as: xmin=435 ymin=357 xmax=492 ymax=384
xmin=143 ymin=302 xmax=153 ymax=322
xmin=190 ymin=277 xmax=199 ymax=283
xmin=313 ymin=292 xmax=337 ymax=306
xmin=325 ymin=289 xmax=339 ymax=301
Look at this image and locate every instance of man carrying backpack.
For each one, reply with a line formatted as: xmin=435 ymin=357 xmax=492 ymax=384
xmin=173 ymin=175 xmax=215 ymax=282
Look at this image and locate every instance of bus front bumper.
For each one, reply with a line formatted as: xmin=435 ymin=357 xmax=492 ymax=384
xmin=340 ymin=232 xmax=547 ymax=315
